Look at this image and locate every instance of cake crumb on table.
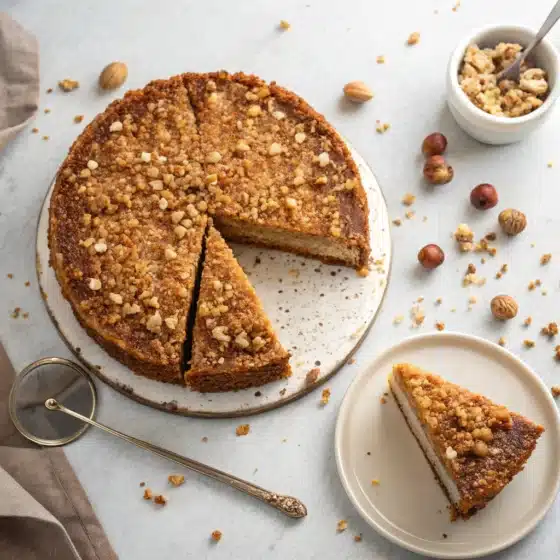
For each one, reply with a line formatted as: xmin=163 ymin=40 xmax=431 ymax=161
xmin=337 ymin=520 xmax=348 ymax=532
xmin=211 ymin=530 xmax=222 ymax=542
xmin=31 ymin=128 xmax=39 ymax=134
xmin=402 ymin=193 xmax=416 ymax=206
xmin=498 ymin=337 xmax=506 ymax=346
xmin=74 ymin=115 xmax=84 ymax=124
xmin=154 ymin=494 xmax=167 ymax=506
xmin=541 ymin=323 xmax=558 ymax=337
xmin=320 ymin=388 xmax=331 ymax=405
xmin=540 ymin=253 xmax=552 ymax=265
xmin=168 ymin=474 xmax=185 ymax=487
xmin=354 ymin=534 xmax=363 ymax=542
xmin=25 ymin=281 xmax=30 ymax=287
xmin=393 ymin=315 xmax=404 ymax=325
xmin=42 ymin=135 xmax=49 ymax=141
xmin=58 ymin=78 xmax=79 ymax=92
xmin=380 ymin=396 xmax=387 ymax=404
xmin=407 ymin=32 xmax=420 ymax=45
xmin=523 ymin=339 xmax=535 ymax=348
xmin=6 ymin=273 xmax=13 ymax=279
xmin=376 ymin=56 xmax=385 ymax=64
xmin=279 ymin=20 xmax=291 ymax=30
xmin=435 ymin=322 xmax=445 ymax=331
xmin=376 ymin=123 xmax=390 ymax=133
xmin=371 ymin=479 xmax=380 ymax=486
xmin=405 ymin=210 xmax=415 ymax=220
xmin=392 ymin=218 xmax=402 ymax=226
xmin=524 ymin=316 xmax=532 ymax=327
xmin=143 ymin=488 xmax=153 ymax=500
xmin=236 ymin=424 xmax=250 ymax=436
xmin=201 ymin=436 xmax=208 ymax=442
xmin=552 ymin=386 xmax=560 ymax=398
xmin=46 ymin=87 xmax=53 ymax=93
xmin=305 ymin=367 xmax=320 ymax=386
xmin=139 ymin=481 xmax=145 ymax=487
xmin=435 ymin=297 xmax=442 ymax=305
xmin=555 ymin=345 xmax=560 ymax=360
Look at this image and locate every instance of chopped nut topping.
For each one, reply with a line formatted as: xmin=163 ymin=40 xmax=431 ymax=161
xmin=58 ymin=79 xmax=79 ymax=92
xmin=109 ymin=293 xmax=123 ymax=305
xmin=168 ymin=474 xmax=185 ymax=487
xmin=294 ymin=132 xmax=306 ymax=144
xmin=146 ymin=311 xmax=162 ymax=333
xmin=540 ymin=253 xmax=552 ymax=265
xmin=318 ymin=152 xmax=330 ymax=167
xmin=88 ymin=278 xmax=102 ymax=291
xmin=206 ymin=151 xmax=222 ymax=163
xmin=541 ymin=322 xmax=558 ymax=337
xmin=269 ymin=142 xmax=283 ymax=156
xmin=153 ymin=494 xmax=167 ymax=506
xmin=143 ymin=488 xmax=153 ymax=500
xmin=109 ymin=121 xmax=123 ymax=132
xmin=236 ymin=424 xmax=250 ymax=436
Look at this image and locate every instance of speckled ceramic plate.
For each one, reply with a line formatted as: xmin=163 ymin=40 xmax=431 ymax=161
xmin=36 ymin=143 xmax=391 ymax=417
xmin=335 ymin=332 xmax=560 ymax=558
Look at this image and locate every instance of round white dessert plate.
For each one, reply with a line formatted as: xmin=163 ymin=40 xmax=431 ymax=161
xmin=36 ymin=143 xmax=391 ymax=417
xmin=335 ymin=332 xmax=560 ymax=559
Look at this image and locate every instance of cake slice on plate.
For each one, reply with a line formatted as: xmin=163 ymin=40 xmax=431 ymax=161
xmin=185 ymin=226 xmax=291 ymax=392
xmin=389 ymin=363 xmax=544 ymax=520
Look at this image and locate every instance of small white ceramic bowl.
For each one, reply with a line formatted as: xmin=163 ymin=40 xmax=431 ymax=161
xmin=447 ymin=25 xmax=560 ymax=145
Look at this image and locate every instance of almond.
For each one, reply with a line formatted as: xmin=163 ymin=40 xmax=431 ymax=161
xmin=343 ymin=81 xmax=373 ymax=103
xmin=99 ymin=62 xmax=128 ymax=90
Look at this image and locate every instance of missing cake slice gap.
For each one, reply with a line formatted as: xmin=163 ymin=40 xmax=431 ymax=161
xmin=389 ymin=363 xmax=544 ymax=520
xmin=185 ymin=225 xmax=291 ymax=392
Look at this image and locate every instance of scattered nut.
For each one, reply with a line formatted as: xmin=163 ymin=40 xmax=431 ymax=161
xmin=168 ymin=474 xmax=185 ymax=487
xmin=407 ymin=32 xmax=420 ymax=45
xmin=99 ymin=62 xmax=128 ymax=90
xmin=236 ymin=424 xmax=250 ymax=436
xmin=143 ymin=488 xmax=153 ymax=500
xmin=498 ymin=209 xmax=527 ymax=236
xmin=211 ymin=530 xmax=222 ymax=542
xmin=423 ymin=155 xmax=453 ymax=184
xmin=540 ymin=253 xmax=552 ymax=265
xmin=343 ymin=81 xmax=374 ymax=103
xmin=58 ymin=79 xmax=79 ymax=92
xmin=337 ymin=520 xmax=348 ymax=532
xmin=421 ymin=133 xmax=447 ymax=156
xmin=490 ymin=295 xmax=518 ymax=320
xmin=541 ymin=322 xmax=558 ymax=337
xmin=470 ymin=184 xmax=498 ymax=210
xmin=418 ymin=244 xmax=445 ymax=269
xmin=153 ymin=495 xmax=167 ymax=506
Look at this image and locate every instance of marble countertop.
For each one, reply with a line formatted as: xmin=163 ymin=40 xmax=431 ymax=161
xmin=2 ymin=0 xmax=560 ymax=558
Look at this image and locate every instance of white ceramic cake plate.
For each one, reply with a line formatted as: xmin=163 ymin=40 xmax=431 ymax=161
xmin=335 ymin=332 xmax=560 ymax=559
xmin=36 ymin=143 xmax=391 ymax=417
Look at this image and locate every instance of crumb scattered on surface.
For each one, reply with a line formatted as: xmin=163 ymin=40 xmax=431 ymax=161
xmin=74 ymin=115 xmax=84 ymax=124
xmin=58 ymin=78 xmax=79 ymax=92
xmin=201 ymin=436 xmax=208 ymax=442
xmin=168 ymin=474 xmax=185 ymax=487
xmin=354 ymin=534 xmax=363 ymax=542
xmin=404 ymin=210 xmax=415 ymax=220
xmin=46 ymin=87 xmax=53 ymax=93
xmin=542 ymin=289 xmax=548 ymax=296
xmin=443 ymin=533 xmax=449 ymax=539
xmin=22 ymin=312 xmax=29 ymax=319
xmin=143 ymin=488 xmax=153 ymax=500
xmin=153 ymin=494 xmax=167 ymax=506
xmin=337 ymin=520 xmax=348 ymax=532
xmin=435 ymin=297 xmax=442 ymax=305
xmin=411 ymin=304 xmax=425 ymax=328
xmin=392 ymin=218 xmax=402 ymax=226
xmin=376 ymin=122 xmax=390 ymax=133
xmin=435 ymin=321 xmax=445 ymax=331
xmin=523 ymin=339 xmax=535 ymax=348
xmin=211 ymin=530 xmax=222 ymax=542
xmin=305 ymin=367 xmax=320 ymax=385
xmin=42 ymin=135 xmax=49 ymax=141
xmin=468 ymin=295 xmax=477 ymax=305
xmin=402 ymin=193 xmax=416 ymax=206
xmin=393 ymin=315 xmax=404 ymax=325
xmin=279 ymin=20 xmax=291 ymax=30
xmin=24 ymin=281 xmax=30 ymax=287
xmin=547 ymin=161 xmax=553 ymax=168
xmin=44 ymin=108 xmax=51 ymax=114
xmin=31 ymin=128 xmax=39 ymax=134
xmin=524 ymin=316 xmax=533 ymax=327
xmin=320 ymin=388 xmax=331 ymax=405
xmin=6 ymin=273 xmax=13 ymax=279
xmin=371 ymin=479 xmax=380 ymax=486
xmin=380 ymin=396 xmax=387 ymax=404
xmin=552 ymin=386 xmax=560 ymax=397
xmin=541 ymin=323 xmax=558 ymax=337
xmin=139 ymin=481 xmax=145 ymax=487
xmin=540 ymin=253 xmax=552 ymax=265
xmin=236 ymin=424 xmax=250 ymax=436
xmin=498 ymin=337 xmax=506 ymax=346
xmin=347 ymin=357 xmax=356 ymax=365
xmin=10 ymin=307 xmax=20 ymax=319
xmin=376 ymin=56 xmax=385 ymax=64
xmin=407 ymin=32 xmax=420 ymax=45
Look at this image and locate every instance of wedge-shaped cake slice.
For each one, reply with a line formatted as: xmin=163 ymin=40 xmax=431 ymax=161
xmin=389 ymin=363 xmax=544 ymax=520
xmin=186 ymin=226 xmax=291 ymax=392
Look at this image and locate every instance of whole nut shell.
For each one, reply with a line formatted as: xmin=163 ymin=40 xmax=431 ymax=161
xmin=417 ymin=244 xmax=445 ymax=269
xmin=423 ymin=155 xmax=454 ymax=185
xmin=498 ymin=208 xmax=527 ymax=236
xmin=470 ymin=183 xmax=498 ymax=210
xmin=422 ymin=132 xmax=447 ymax=156
xmin=490 ymin=295 xmax=518 ymax=320
xmin=99 ymin=62 xmax=128 ymax=90
xmin=343 ymin=81 xmax=374 ymax=103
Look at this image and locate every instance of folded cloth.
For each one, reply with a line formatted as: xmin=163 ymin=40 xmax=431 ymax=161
xmin=0 ymin=341 xmax=117 ymax=560
xmin=0 ymin=12 xmax=39 ymax=150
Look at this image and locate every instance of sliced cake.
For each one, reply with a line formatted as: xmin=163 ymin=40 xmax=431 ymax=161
xmin=389 ymin=363 xmax=544 ymax=519
xmin=49 ymin=77 xmax=208 ymax=383
xmin=186 ymin=226 xmax=291 ymax=392
xmin=185 ymin=71 xmax=370 ymax=273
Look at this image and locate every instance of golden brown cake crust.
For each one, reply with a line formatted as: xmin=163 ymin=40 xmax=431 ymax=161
xmin=392 ymin=363 xmax=544 ymax=519
xmin=186 ymin=226 xmax=291 ymax=392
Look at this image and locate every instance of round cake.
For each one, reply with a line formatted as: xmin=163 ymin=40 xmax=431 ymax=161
xmin=48 ymin=71 xmax=370 ymax=390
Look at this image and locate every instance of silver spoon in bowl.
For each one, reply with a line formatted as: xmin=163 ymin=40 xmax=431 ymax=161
xmin=498 ymin=0 xmax=560 ymax=82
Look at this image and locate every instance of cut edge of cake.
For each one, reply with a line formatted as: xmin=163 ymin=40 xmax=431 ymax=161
xmin=185 ymin=225 xmax=291 ymax=392
xmin=389 ymin=363 xmax=544 ymax=520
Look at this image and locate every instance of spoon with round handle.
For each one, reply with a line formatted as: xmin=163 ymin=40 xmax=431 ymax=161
xmin=498 ymin=0 xmax=560 ymax=82
xmin=45 ymin=398 xmax=307 ymax=519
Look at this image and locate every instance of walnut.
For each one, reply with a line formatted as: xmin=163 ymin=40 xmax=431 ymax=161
xmin=168 ymin=474 xmax=185 ymax=487
xmin=498 ymin=209 xmax=527 ymax=236
xmin=490 ymin=295 xmax=518 ymax=320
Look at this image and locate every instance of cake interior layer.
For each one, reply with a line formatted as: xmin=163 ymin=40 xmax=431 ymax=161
xmin=214 ymin=216 xmax=362 ymax=268
xmin=389 ymin=374 xmax=461 ymax=506
xmin=186 ymin=362 xmax=290 ymax=392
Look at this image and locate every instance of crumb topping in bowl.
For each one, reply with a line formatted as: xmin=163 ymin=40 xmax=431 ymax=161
xmin=459 ymin=43 xmax=549 ymax=117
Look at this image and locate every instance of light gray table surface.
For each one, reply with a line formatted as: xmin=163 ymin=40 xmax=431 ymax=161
xmin=1 ymin=0 xmax=560 ymax=558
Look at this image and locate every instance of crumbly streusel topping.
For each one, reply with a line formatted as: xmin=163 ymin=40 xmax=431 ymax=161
xmin=393 ymin=363 xmax=544 ymax=503
xmin=189 ymin=227 xmax=289 ymax=372
xmin=459 ymin=43 xmax=549 ymax=117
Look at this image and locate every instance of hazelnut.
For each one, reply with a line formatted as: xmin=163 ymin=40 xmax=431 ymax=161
xmin=498 ymin=208 xmax=527 ymax=236
xmin=418 ymin=244 xmax=445 ymax=269
xmin=423 ymin=155 xmax=453 ymax=185
xmin=421 ymin=133 xmax=447 ymax=156
xmin=470 ymin=183 xmax=498 ymax=210
xmin=490 ymin=295 xmax=518 ymax=320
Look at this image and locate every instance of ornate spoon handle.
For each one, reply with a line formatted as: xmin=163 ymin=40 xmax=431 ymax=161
xmin=45 ymin=398 xmax=307 ymax=519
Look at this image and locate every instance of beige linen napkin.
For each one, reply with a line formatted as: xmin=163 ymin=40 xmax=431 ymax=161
xmin=0 ymin=12 xmax=39 ymax=150
xmin=0 ymin=342 xmax=118 ymax=560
